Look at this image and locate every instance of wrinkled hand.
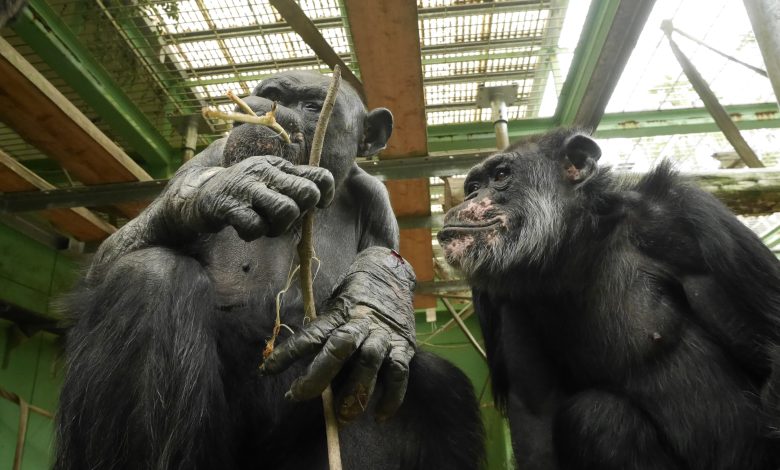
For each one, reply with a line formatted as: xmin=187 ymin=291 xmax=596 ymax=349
xmin=168 ymin=155 xmax=335 ymax=240
xmin=262 ymin=247 xmax=417 ymax=422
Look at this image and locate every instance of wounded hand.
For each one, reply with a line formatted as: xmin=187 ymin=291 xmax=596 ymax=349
xmin=261 ymin=246 xmax=417 ymax=423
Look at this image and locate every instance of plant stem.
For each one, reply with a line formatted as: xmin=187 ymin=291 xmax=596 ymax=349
xmin=296 ymin=65 xmax=343 ymax=470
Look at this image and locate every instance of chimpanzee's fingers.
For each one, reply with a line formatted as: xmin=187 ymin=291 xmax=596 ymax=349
xmin=375 ymin=345 xmax=415 ymax=421
xmin=336 ymin=330 xmax=390 ymax=423
xmin=261 ymin=314 xmax=344 ymax=375
xmin=245 ymin=184 xmax=300 ymax=237
xmin=223 ymin=199 xmax=269 ymax=241
xmin=282 ymin=165 xmax=335 ymax=208
xmin=261 ymin=165 xmax=322 ymax=215
xmin=285 ymin=318 xmax=372 ymax=401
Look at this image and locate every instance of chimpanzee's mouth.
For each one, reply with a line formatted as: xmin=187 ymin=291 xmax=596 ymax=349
xmin=438 ymin=218 xmax=504 ymax=240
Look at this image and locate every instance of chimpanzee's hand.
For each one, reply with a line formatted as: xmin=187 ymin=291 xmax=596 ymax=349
xmin=262 ymin=246 xmax=417 ymax=422
xmin=167 ymin=156 xmax=335 ymax=240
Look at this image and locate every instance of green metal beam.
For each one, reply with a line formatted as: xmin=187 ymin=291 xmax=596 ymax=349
xmin=12 ymin=0 xmax=174 ymax=176
xmin=428 ymin=103 xmax=780 ymax=153
xmin=554 ymin=0 xmax=621 ymax=126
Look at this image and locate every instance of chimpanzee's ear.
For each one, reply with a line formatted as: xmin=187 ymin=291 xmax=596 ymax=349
xmin=562 ymin=133 xmax=601 ymax=183
xmin=360 ymin=108 xmax=393 ymax=157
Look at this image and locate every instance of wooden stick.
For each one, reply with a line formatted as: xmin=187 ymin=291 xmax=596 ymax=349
xmin=296 ymin=65 xmax=343 ymax=470
xmin=201 ymin=107 xmax=291 ymax=143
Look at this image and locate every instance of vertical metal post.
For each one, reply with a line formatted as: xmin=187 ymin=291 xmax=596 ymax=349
xmin=182 ymin=116 xmax=198 ymax=163
xmin=477 ymin=84 xmax=517 ymax=151
xmin=743 ymin=0 xmax=780 ymax=107
xmin=491 ymin=100 xmax=510 ymax=150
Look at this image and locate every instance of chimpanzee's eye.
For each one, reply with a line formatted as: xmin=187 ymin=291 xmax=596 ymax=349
xmin=494 ymin=168 xmax=511 ymax=182
xmin=304 ymin=102 xmax=323 ymax=112
xmin=465 ymin=182 xmax=480 ymax=196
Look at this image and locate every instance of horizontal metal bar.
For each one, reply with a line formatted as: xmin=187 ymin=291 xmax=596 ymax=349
xmin=424 ymin=70 xmax=534 ymax=85
xmin=416 ymin=280 xmax=470 ymax=295
xmin=183 ymin=53 xmax=353 ymax=78
xmin=168 ymin=17 xmax=344 ymax=43
xmin=420 ymin=0 xmax=551 ymax=17
xmin=421 ymin=37 xmax=543 ymax=56
xmin=0 ymin=180 xmax=169 ymax=213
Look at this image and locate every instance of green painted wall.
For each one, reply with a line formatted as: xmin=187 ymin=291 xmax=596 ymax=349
xmin=417 ymin=307 xmax=515 ymax=469
xmin=0 ymin=326 xmax=61 ymax=469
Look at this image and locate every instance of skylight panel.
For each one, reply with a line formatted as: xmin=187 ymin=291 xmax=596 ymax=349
xmin=299 ymin=0 xmax=341 ymax=19
xmin=149 ymin=0 xmax=208 ymax=34
xmin=178 ymin=40 xmax=228 ymax=69
xmin=490 ymin=10 xmax=549 ymax=40
xmin=204 ymin=1 xmax=257 ymax=29
xmin=320 ymin=27 xmax=351 ymax=55
xmin=425 ymin=83 xmax=479 ymax=105
xmin=263 ymin=32 xmax=316 ymax=59
xmin=606 ymin=0 xmax=775 ymax=113
xmin=427 ymin=109 xmax=480 ymax=125
xmin=224 ymin=36 xmax=273 ymax=64
xmin=421 ymin=14 xmax=487 ymax=47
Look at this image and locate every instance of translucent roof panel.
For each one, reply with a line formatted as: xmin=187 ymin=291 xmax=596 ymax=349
xmin=418 ymin=0 xmax=592 ymax=125
xmin=106 ymin=0 xmax=358 ymax=139
xmin=598 ymin=128 xmax=780 ymax=173
xmin=606 ymin=0 xmax=776 ymax=113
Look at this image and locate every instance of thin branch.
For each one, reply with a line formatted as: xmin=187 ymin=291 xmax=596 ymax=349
xmin=296 ymin=65 xmax=343 ymax=470
xmin=201 ymin=106 xmax=291 ymax=143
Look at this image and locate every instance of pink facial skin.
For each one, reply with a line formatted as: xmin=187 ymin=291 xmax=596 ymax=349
xmin=443 ymin=235 xmax=475 ymax=263
xmin=457 ymin=198 xmax=494 ymax=222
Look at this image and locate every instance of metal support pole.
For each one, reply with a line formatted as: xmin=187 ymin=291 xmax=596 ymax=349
xmin=182 ymin=116 xmax=199 ymax=163
xmin=476 ymin=84 xmax=517 ymax=151
xmin=743 ymin=0 xmax=780 ymax=108
xmin=492 ymin=100 xmax=510 ymax=150
xmin=662 ymin=22 xmax=763 ymax=168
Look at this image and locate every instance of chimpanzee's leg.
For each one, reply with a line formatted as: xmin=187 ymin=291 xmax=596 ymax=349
xmin=54 ymin=247 xmax=232 ymax=470
xmin=553 ymin=390 xmax=682 ymax=470
xmin=396 ymin=351 xmax=485 ymax=469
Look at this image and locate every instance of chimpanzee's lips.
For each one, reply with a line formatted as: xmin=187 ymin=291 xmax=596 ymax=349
xmin=439 ymin=218 xmax=503 ymax=237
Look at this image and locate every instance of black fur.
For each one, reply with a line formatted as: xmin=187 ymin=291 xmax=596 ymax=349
xmin=439 ymin=128 xmax=780 ymax=469
xmin=55 ymin=72 xmax=484 ymax=469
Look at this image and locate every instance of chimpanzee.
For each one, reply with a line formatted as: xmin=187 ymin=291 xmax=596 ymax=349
xmin=438 ymin=128 xmax=780 ymax=470
xmin=54 ymin=71 xmax=484 ymax=470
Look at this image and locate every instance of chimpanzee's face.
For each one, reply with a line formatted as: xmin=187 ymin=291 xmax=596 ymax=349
xmin=438 ymin=149 xmax=567 ymax=279
xmin=223 ymin=71 xmax=388 ymax=185
xmin=437 ymin=130 xmax=601 ymax=281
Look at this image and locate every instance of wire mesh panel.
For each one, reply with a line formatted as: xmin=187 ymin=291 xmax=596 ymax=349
xmin=417 ymin=0 xmax=576 ymax=125
xmin=39 ymin=0 xmax=357 ymax=142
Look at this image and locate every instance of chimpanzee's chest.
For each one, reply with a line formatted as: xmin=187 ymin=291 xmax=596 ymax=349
xmin=201 ymin=204 xmax=361 ymax=323
xmin=505 ymin=273 xmax=685 ymax=388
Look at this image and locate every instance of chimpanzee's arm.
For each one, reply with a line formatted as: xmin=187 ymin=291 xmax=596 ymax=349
xmin=349 ymin=166 xmax=400 ymax=251
xmin=263 ymin=165 xmax=418 ymax=422
xmin=89 ymin=138 xmax=334 ymax=281
xmin=637 ymin=182 xmax=780 ymax=431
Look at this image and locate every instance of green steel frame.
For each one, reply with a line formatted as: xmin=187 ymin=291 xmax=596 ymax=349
xmin=11 ymin=0 xmax=174 ymax=177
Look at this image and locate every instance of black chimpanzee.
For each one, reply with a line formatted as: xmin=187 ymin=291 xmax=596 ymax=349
xmin=54 ymin=71 xmax=484 ymax=470
xmin=438 ymin=128 xmax=780 ymax=470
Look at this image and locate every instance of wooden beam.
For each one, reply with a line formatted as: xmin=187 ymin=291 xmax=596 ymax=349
xmin=386 ymin=179 xmax=436 ymax=309
xmin=269 ymin=0 xmax=365 ymax=102
xmin=0 ymin=150 xmax=115 ymax=242
xmin=346 ymin=1 xmax=434 ymax=307
xmin=0 ymin=37 xmax=150 ymax=218
xmin=345 ymin=0 xmax=428 ymax=158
